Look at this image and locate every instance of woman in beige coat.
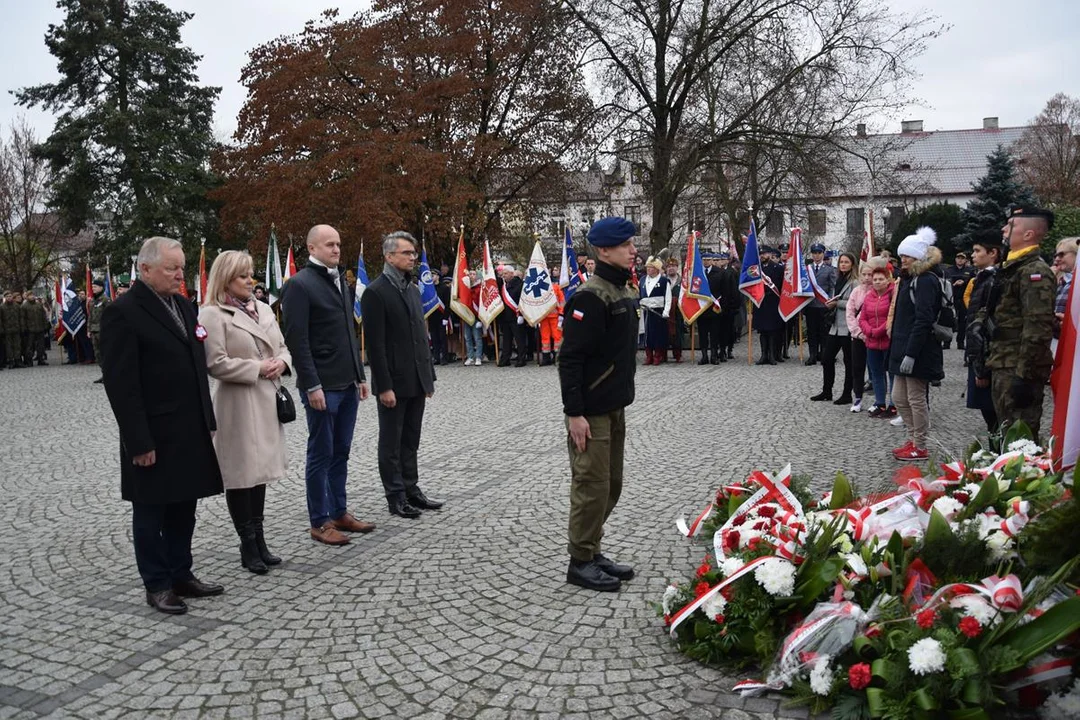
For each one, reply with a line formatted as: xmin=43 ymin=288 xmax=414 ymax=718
xmin=200 ymin=251 xmax=292 ymax=575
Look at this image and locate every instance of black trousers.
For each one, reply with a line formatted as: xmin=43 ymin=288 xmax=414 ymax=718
xmin=804 ymin=307 xmax=827 ymax=360
xmin=376 ymin=394 xmax=426 ymax=500
xmin=717 ymin=312 xmax=736 ymax=353
xmin=851 ymin=338 xmax=867 ymax=399
xmin=955 ymin=305 xmax=968 ymax=349
xmin=698 ymin=314 xmax=720 ymax=357
xmin=132 ymin=500 xmax=197 ymax=592
xmin=428 ymin=318 xmax=447 ymax=362
xmin=497 ymin=319 xmax=527 ymax=364
xmin=821 ymin=334 xmax=853 ymax=397
xmin=225 ymin=484 xmax=266 ymax=532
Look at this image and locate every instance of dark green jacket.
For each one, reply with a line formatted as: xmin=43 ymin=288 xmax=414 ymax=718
xmin=985 ymin=249 xmax=1055 ymax=380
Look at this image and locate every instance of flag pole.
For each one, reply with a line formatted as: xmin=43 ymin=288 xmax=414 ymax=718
xmin=493 ymin=324 xmax=500 ymax=366
xmin=690 ymin=321 xmax=696 ymax=359
xmin=747 ymin=299 xmax=754 ymax=365
xmin=798 ymin=311 xmax=805 ymax=362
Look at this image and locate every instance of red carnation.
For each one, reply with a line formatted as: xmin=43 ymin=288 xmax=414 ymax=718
xmin=757 ymin=505 xmax=777 ymax=518
xmin=720 ymin=585 xmax=734 ymax=600
xmin=663 ymin=614 xmax=671 ymax=626
xmin=731 ymin=514 xmax=748 ymax=527
xmin=694 ymin=582 xmax=711 ymax=599
xmin=864 ymin=625 xmax=882 ymax=639
xmin=695 ymin=561 xmax=711 ymax=578
xmin=848 ymin=663 xmax=871 ymax=690
xmin=723 ymin=531 xmax=740 ymax=551
xmin=953 ymin=491 xmax=970 ymax=504
xmin=747 ymin=537 xmax=763 ymax=551
xmin=916 ymin=609 xmax=936 ymax=629
xmin=714 ymin=614 xmax=725 ymax=624
xmin=959 ymin=616 xmax=982 ymax=638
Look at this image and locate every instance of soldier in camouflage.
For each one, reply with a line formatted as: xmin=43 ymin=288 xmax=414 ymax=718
xmin=2 ymin=290 xmax=26 ymax=368
xmin=24 ymin=293 xmax=51 ymax=365
xmin=88 ymin=279 xmax=110 ymax=382
xmin=983 ymin=206 xmax=1056 ymax=437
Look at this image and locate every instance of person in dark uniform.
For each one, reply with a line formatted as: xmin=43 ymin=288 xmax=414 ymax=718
xmin=754 ymin=246 xmax=786 ymax=364
xmin=804 ymin=243 xmax=837 ymax=365
xmin=496 ymin=268 xmax=527 ymax=366
xmin=963 ymin=230 xmax=1003 ymax=432
xmin=427 ymin=270 xmax=449 ymax=365
xmin=559 ymin=217 xmax=639 ymax=592
xmin=694 ymin=252 xmax=717 ymax=363
xmin=716 ymin=252 xmax=740 ymax=359
xmin=943 ymin=252 xmax=974 ymax=350
xmin=703 ymin=252 xmax=727 ymax=363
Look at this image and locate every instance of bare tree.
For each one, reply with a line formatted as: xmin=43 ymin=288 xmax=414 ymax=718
xmin=566 ymin=0 xmax=942 ymax=252
xmin=0 ymin=119 xmax=72 ymax=290
xmin=1015 ymin=93 xmax=1080 ymax=206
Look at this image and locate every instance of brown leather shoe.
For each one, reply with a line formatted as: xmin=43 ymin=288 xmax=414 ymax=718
xmin=332 ymin=512 xmax=376 ymax=534
xmin=310 ymin=523 xmax=350 ymax=545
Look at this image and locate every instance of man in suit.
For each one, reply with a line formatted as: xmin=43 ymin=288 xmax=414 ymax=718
xmin=360 ymin=231 xmax=444 ymax=518
xmin=715 ymin=252 xmax=740 ymax=360
xmin=100 ymin=237 xmax=225 ymax=615
xmin=804 ymin=243 xmax=837 ymax=365
xmin=497 ymin=267 xmax=527 ymax=367
xmin=281 ymin=224 xmax=376 ymax=546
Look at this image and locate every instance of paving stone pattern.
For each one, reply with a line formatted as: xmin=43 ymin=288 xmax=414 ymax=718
xmin=0 ymin=344 xmax=1052 ymax=719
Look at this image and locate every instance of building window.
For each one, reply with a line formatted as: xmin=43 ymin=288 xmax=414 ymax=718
xmin=624 ymin=206 xmax=641 ymax=235
xmin=846 ymin=208 xmax=865 ymax=235
xmin=688 ymin=204 xmax=706 ymax=234
xmin=808 ymin=209 xmax=826 ymax=236
xmin=885 ymin=206 xmax=906 ymax=234
xmin=766 ymin=211 xmax=784 ymax=238
xmin=548 ymin=217 xmax=566 ymax=239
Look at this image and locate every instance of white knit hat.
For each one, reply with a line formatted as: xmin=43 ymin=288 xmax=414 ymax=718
xmin=896 ymin=226 xmax=937 ymax=261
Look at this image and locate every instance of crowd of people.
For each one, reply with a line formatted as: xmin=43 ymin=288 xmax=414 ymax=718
xmin=0 ymin=289 xmax=52 ymax=369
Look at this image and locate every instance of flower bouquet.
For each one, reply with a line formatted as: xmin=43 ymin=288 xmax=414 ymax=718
xmin=659 ymin=424 xmax=1080 ymax=718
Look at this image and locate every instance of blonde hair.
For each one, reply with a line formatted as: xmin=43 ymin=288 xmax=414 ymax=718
xmin=860 ymin=257 xmax=887 ymax=274
xmin=206 ymin=250 xmax=255 ymax=307
xmin=1056 ymin=237 xmax=1079 ymax=255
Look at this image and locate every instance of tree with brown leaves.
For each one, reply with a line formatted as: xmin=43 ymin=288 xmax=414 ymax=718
xmin=1015 ymin=93 xmax=1080 ymax=206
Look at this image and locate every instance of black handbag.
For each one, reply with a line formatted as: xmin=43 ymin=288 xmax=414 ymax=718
xmin=275 ymin=385 xmax=296 ymax=424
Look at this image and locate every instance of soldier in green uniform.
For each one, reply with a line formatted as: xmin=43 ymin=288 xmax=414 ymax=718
xmin=18 ymin=291 xmax=36 ymax=366
xmin=2 ymin=290 xmax=26 ymax=368
xmin=984 ymin=206 xmax=1056 ymax=437
xmin=88 ymin=279 xmax=110 ymax=382
xmin=558 ymin=216 xmax=640 ymax=592
xmin=0 ymin=291 xmax=8 ymax=369
xmin=25 ymin=293 xmax=50 ymax=365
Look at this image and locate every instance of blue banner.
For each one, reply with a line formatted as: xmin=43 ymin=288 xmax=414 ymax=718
xmin=418 ymin=249 xmax=442 ymax=319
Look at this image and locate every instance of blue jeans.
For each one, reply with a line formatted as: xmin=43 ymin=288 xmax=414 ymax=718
xmin=464 ymin=323 xmax=484 ymax=360
xmin=301 ymin=387 xmax=360 ymax=528
xmin=866 ymin=348 xmax=888 ymax=407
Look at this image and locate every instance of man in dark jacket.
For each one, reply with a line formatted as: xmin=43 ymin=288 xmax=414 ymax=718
xmin=559 ymin=217 xmax=639 ymax=592
xmin=889 ymin=228 xmax=945 ymax=461
xmin=496 ymin=268 xmax=527 ymax=366
xmin=804 ymin=243 xmax=837 ymax=365
xmin=754 ymin=247 xmax=787 ymax=364
xmin=943 ymin=252 xmax=974 ymax=350
xmin=701 ymin=252 xmax=727 ymax=363
xmin=963 ymin=231 xmax=1003 ymax=431
xmin=281 ymin=224 xmax=375 ymax=546
xmin=100 ymin=237 xmax=225 ymax=615
xmin=361 ymin=231 xmax=443 ymax=519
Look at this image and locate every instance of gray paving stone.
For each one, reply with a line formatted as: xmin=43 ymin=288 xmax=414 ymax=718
xmin=0 ymin=344 xmax=1045 ymax=719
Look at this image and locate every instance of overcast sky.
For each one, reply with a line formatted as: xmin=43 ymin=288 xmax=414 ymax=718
xmin=2 ymin=0 xmax=1078 ymax=142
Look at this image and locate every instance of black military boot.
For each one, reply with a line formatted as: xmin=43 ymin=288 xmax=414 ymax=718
xmin=566 ymin=558 xmax=621 ymax=592
xmin=593 ymin=553 xmax=634 ymax=580
xmin=239 ymin=522 xmax=268 ymax=575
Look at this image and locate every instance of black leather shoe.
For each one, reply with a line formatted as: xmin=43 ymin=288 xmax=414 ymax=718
xmin=514 ymin=360 xmax=527 ymax=367
xmin=726 ymin=349 xmax=734 ymax=359
xmin=92 ymin=377 xmax=104 ymax=384
xmin=389 ymin=499 xmax=422 ymax=518
xmin=593 ymin=553 xmax=634 ymax=580
xmin=832 ymin=395 xmax=853 ymax=405
xmin=804 ymin=357 xmax=818 ymax=366
xmin=755 ymin=357 xmax=770 ymax=365
xmin=407 ymin=489 xmax=444 ymax=510
xmin=566 ymin=560 xmax=621 ymax=592
xmin=146 ymin=589 xmax=187 ymax=615
xmin=173 ymin=578 xmax=225 ymax=598
xmin=697 ymin=357 xmax=709 ymax=366
xmin=810 ymin=391 xmax=832 ymax=401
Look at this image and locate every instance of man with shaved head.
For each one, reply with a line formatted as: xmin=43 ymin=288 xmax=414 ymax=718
xmin=982 ymin=206 xmax=1057 ymax=435
xmin=281 ymin=224 xmax=375 ymax=546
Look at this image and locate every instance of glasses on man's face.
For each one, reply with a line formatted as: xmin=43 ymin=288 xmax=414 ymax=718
xmin=393 ymin=250 xmax=418 ymax=258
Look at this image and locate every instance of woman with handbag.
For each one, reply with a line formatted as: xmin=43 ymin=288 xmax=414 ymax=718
xmin=810 ymin=252 xmax=857 ymax=404
xmin=200 ymin=251 xmax=292 ymax=574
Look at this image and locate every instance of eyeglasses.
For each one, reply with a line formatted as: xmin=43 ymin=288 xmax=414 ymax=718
xmin=392 ymin=250 xmax=418 ymax=258
xmin=1055 ymin=251 xmax=1075 ymax=258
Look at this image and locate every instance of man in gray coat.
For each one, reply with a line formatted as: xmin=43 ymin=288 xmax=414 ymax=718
xmin=804 ymin=243 xmax=837 ymax=365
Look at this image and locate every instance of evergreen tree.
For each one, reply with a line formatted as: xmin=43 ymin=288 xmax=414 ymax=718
xmin=960 ymin=145 xmax=1037 ymax=238
xmin=888 ymin=201 xmax=964 ymax=261
xmin=15 ymin=0 xmax=221 ymax=260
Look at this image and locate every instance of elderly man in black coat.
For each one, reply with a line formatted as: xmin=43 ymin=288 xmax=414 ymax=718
xmin=100 ymin=237 xmax=225 ymax=615
xmin=360 ymin=231 xmax=443 ymax=519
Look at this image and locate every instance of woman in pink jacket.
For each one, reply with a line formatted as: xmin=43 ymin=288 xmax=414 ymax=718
xmin=859 ymin=266 xmax=895 ymax=417
xmin=844 ymin=261 xmax=876 ymax=412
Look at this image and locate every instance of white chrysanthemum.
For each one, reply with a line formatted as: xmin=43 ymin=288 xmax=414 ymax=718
xmin=701 ymin=593 xmax=727 ymax=621
xmin=809 ymin=654 xmax=833 ymax=696
xmin=908 ymin=638 xmax=946 ymax=675
xmin=931 ymin=496 xmax=965 ymax=520
xmin=1008 ymin=439 xmax=1042 ymax=456
xmin=986 ymin=531 xmax=1016 ymax=561
xmin=961 ymin=482 xmax=983 ymax=498
xmin=754 ymin=558 xmax=796 ymax=597
xmin=1041 ymin=679 xmax=1080 ymax=719
xmin=719 ymin=557 xmax=743 ymax=578
xmin=951 ymin=594 xmax=1000 ymax=626
xmin=661 ymin=585 xmax=679 ymax=615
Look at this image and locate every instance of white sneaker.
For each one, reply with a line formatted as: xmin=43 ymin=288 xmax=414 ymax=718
xmin=464 ymin=358 xmax=473 ymax=366
xmin=850 ymin=399 xmax=862 ymax=413
xmin=476 ymin=357 xmax=484 ymax=365
xmin=890 ymin=415 xmax=905 ymax=427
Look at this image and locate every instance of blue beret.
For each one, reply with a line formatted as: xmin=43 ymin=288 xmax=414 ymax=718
xmin=587 ymin=217 xmax=636 ymax=247
xmin=809 ymin=243 xmax=826 ymax=253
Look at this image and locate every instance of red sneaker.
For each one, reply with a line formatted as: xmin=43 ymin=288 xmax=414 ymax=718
xmin=891 ymin=441 xmax=915 ymax=458
xmin=896 ymin=445 xmax=929 ymax=462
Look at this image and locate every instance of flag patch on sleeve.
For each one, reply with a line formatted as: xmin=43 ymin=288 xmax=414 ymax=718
xmin=1029 ymin=273 xmax=1042 ymax=281
xmin=572 ymin=309 xmax=585 ymax=321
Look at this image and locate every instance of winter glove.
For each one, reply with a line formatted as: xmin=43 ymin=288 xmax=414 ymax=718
xmin=474 ymin=321 xmax=482 ymax=329
xmin=557 ymin=316 xmax=564 ymax=329
xmin=662 ymin=311 xmax=669 ymax=319
xmin=442 ymin=319 xmax=449 ymax=326
xmin=1010 ymin=377 xmax=1036 ymax=409
xmin=898 ymin=355 xmax=915 ymax=374
xmin=516 ymin=316 xmax=524 ymax=325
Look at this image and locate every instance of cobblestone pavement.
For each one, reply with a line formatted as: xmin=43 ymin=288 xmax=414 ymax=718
xmin=0 ymin=342 xmax=1053 ymax=720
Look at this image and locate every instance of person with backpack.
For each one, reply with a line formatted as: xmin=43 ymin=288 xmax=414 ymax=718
xmin=889 ymin=227 xmax=946 ymax=461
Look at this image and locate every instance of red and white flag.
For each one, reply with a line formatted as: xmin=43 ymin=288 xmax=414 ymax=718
xmin=477 ymin=238 xmax=504 ymax=328
xmin=778 ymin=228 xmax=813 ymax=321
xmin=283 ymin=246 xmax=297 ymax=281
xmin=449 ymin=227 xmax=476 ymax=325
xmin=861 ymin=208 xmax=876 ymax=261
xmin=1051 ymin=278 xmax=1080 ymax=471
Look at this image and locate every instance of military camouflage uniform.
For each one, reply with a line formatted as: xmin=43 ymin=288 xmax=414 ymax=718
xmin=1 ymin=299 xmax=25 ymax=368
xmin=88 ymin=295 xmax=110 ymax=365
xmin=984 ymin=249 xmax=1056 ymax=436
xmin=18 ymin=300 xmax=36 ymax=365
xmin=28 ymin=301 xmax=50 ymax=364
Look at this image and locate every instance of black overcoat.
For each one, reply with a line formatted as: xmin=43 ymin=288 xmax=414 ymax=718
xmin=360 ymin=272 xmax=436 ymax=398
xmin=100 ymin=281 xmax=223 ymax=505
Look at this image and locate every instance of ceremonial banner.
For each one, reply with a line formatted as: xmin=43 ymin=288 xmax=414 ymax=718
xmin=61 ymin=275 xmax=86 ymax=336
xmin=1051 ymin=277 xmax=1079 ymax=470
xmin=559 ymin=227 xmax=582 ymax=301
xmin=353 ymin=246 xmax=368 ymax=324
xmin=197 ymin=240 xmax=207 ymax=305
xmin=104 ymin=258 xmax=115 ymax=301
xmin=265 ymin=227 xmax=284 ymax=303
xmin=418 ymin=248 xmax=443 ymax=319
xmin=738 ymin=220 xmax=765 ymax=307
xmin=283 ymin=246 xmax=297 ymax=282
xmin=679 ymin=232 xmax=713 ymax=324
xmin=449 ymin=228 xmax=476 ymax=325
xmin=477 ymin=238 xmax=504 ymax=328
xmin=778 ymin=228 xmax=813 ymax=321
xmin=861 ymin=208 xmax=876 ymax=262
xmin=519 ymin=241 xmax=557 ymax=326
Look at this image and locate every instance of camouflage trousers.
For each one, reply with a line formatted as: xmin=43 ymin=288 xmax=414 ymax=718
xmin=4 ymin=334 xmax=21 ymax=365
xmin=566 ymin=408 xmax=625 ymax=562
xmin=991 ymin=371 xmax=1047 ymax=438
xmin=91 ymin=332 xmax=101 ymax=365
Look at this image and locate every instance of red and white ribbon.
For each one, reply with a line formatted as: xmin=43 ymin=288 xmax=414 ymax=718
xmin=714 ymin=466 xmax=803 ymax=560
xmin=668 ymin=556 xmax=775 ymax=638
xmin=676 ymin=503 xmax=714 ymax=537
xmin=918 ymin=573 xmax=1024 ymax=614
